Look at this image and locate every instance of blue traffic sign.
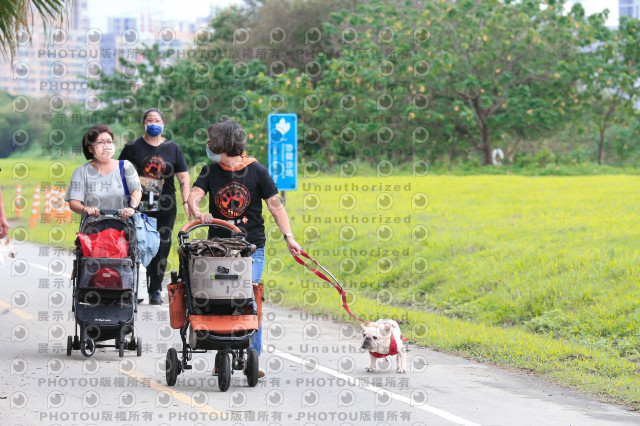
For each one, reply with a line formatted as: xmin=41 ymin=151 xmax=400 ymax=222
xmin=268 ymin=113 xmax=298 ymax=191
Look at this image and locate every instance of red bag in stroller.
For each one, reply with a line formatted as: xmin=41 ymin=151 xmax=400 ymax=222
xmin=89 ymin=267 xmax=123 ymax=289
xmin=77 ymin=228 xmax=129 ymax=258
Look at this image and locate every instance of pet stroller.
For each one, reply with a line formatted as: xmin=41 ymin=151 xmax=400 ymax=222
xmin=67 ymin=210 xmax=141 ymax=358
xmin=165 ymin=218 xmax=262 ymax=392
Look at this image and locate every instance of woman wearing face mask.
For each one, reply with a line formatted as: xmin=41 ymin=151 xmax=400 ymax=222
xmin=119 ymin=109 xmax=191 ymax=305
xmin=188 ymin=116 xmax=302 ymax=379
xmin=66 ymin=125 xmax=142 ymax=222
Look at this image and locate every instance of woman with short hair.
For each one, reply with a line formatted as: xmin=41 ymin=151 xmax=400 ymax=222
xmin=66 ymin=124 xmax=141 ymax=222
xmin=188 ymin=116 xmax=302 ymax=379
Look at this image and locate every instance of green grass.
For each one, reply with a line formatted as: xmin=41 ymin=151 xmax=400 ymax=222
xmin=259 ymin=174 xmax=640 ymax=407
xmin=0 ymin=158 xmax=84 ymax=247
xmin=428 ymin=161 xmax=640 ymax=176
xmin=0 ymin=157 xmax=207 ymax=252
xmin=3 ymin=159 xmax=640 ymax=406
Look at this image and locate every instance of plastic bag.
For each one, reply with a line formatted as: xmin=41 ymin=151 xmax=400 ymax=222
xmin=132 ymin=212 xmax=160 ymax=267
xmin=78 ymin=229 xmax=128 ymax=258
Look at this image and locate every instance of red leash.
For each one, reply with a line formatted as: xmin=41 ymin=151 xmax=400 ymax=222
xmin=292 ymin=250 xmax=409 ymax=347
xmin=292 ymin=250 xmax=370 ymax=324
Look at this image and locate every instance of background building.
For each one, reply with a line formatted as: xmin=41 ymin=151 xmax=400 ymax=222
xmin=0 ymin=0 xmax=93 ymax=103
xmin=0 ymin=0 xmax=205 ymax=103
xmin=619 ymin=0 xmax=640 ymax=18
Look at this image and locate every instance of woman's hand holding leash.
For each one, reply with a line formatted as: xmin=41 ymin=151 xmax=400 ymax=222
xmin=285 ymin=235 xmax=302 ymax=256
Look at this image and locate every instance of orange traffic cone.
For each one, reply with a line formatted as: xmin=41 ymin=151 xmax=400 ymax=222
xmin=52 ymin=187 xmax=66 ymax=223
xmin=64 ymin=201 xmax=72 ymax=223
xmin=58 ymin=188 xmax=69 ymax=223
xmin=29 ymin=185 xmax=41 ymax=228
xmin=51 ymin=187 xmax=59 ymax=223
xmin=43 ymin=186 xmax=51 ymax=224
xmin=15 ymin=184 xmax=24 ymax=217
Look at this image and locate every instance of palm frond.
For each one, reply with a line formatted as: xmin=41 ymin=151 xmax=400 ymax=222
xmin=0 ymin=0 xmax=74 ymax=65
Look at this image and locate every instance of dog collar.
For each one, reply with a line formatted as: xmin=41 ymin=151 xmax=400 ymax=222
xmin=370 ymin=333 xmax=398 ymax=359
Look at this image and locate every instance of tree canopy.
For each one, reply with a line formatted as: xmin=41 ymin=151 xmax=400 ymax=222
xmin=5 ymin=0 xmax=637 ymax=169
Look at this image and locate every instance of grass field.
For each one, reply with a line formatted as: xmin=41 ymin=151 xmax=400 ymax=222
xmin=2 ymin=158 xmax=640 ymax=406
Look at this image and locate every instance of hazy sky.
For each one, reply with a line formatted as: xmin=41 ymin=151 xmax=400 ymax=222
xmin=87 ymin=0 xmax=619 ymax=30
xmin=578 ymin=0 xmax=619 ymax=25
xmin=87 ymin=0 xmax=242 ymax=29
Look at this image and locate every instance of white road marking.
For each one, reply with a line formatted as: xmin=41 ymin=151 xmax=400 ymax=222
xmin=274 ymin=348 xmax=481 ymax=426
xmin=27 ymin=256 xmax=476 ymax=423
xmin=0 ymin=299 xmax=34 ymax=320
xmin=30 ymin=262 xmax=72 ymax=279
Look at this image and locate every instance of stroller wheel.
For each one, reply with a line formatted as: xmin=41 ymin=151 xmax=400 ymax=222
xmin=245 ymin=349 xmax=259 ymax=387
xmin=136 ymin=337 xmax=142 ymax=357
xmin=81 ymin=339 xmax=95 ymax=357
xmin=118 ymin=341 xmax=125 ymax=358
xmin=216 ymin=352 xmax=231 ymax=392
xmin=66 ymin=336 xmax=73 ymax=356
xmin=166 ymin=348 xmax=180 ymax=386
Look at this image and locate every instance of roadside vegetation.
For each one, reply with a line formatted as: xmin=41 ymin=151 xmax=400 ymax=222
xmin=4 ymin=157 xmax=640 ymax=406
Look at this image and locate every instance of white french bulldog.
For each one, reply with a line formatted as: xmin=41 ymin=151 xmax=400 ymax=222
xmin=361 ymin=319 xmax=406 ymax=373
xmin=0 ymin=236 xmax=17 ymax=272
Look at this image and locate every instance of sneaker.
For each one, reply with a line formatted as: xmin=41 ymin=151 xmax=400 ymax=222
xmin=149 ymin=291 xmax=163 ymax=305
xmin=258 ymin=368 xmax=265 ymax=378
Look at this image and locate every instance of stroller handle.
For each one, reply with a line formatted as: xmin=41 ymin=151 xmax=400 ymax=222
xmin=178 ymin=218 xmax=243 ymax=245
xmin=179 ymin=218 xmax=241 ymax=234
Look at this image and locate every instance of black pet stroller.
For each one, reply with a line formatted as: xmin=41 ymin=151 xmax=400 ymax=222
xmin=67 ymin=210 xmax=142 ymax=358
xmin=165 ymin=218 xmax=262 ymax=392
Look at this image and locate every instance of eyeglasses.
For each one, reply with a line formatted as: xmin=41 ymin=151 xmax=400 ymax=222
xmin=92 ymin=140 xmax=115 ymax=147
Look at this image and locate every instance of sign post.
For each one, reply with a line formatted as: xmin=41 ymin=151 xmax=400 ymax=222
xmin=268 ymin=113 xmax=298 ymax=205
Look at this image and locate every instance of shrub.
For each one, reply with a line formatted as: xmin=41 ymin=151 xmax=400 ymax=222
xmin=514 ymin=152 xmax=534 ymax=167
xmin=465 ymin=156 xmax=482 ymax=169
xmin=534 ymin=147 xmax=556 ymax=167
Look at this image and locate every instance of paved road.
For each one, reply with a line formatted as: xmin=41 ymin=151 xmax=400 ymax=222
xmin=1 ymin=242 xmax=639 ymax=425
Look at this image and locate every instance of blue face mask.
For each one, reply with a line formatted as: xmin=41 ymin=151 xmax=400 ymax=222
xmin=145 ymin=123 xmax=163 ymax=137
xmin=206 ymin=145 xmax=221 ymax=163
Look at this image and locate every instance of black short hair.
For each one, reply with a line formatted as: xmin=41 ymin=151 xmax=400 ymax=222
xmin=142 ymin=108 xmax=165 ymax=124
xmin=82 ymin=125 xmax=114 ymax=160
xmin=207 ymin=116 xmax=247 ymax=156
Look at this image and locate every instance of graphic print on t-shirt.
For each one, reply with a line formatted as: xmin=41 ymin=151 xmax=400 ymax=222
xmin=215 ymin=182 xmax=250 ymax=218
xmin=142 ymin=154 xmax=166 ymax=179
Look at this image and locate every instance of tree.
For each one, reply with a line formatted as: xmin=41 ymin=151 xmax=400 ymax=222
xmin=236 ymin=0 xmax=433 ymax=170
xmin=577 ymin=15 xmax=640 ymax=165
xmin=304 ymin=1 xmax=428 ymax=169
xmin=209 ymin=0 xmax=361 ymax=72
xmin=87 ymin=44 xmax=268 ymax=164
xmin=425 ymin=0 xmax=588 ymax=165
xmin=0 ymin=0 xmax=71 ymax=63
xmin=0 ymin=91 xmax=49 ymax=158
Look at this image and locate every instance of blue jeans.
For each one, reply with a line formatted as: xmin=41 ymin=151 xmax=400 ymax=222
xmin=250 ymin=247 xmax=265 ymax=356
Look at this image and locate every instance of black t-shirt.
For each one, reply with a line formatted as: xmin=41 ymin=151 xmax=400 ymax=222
xmin=119 ymin=137 xmax=188 ymax=210
xmin=193 ymin=158 xmax=278 ymax=248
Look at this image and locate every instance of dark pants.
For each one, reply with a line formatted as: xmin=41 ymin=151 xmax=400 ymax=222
xmin=146 ymin=206 xmax=177 ymax=294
